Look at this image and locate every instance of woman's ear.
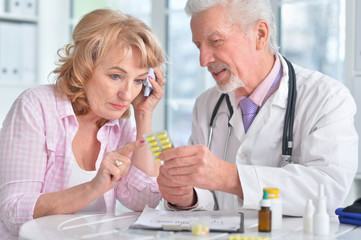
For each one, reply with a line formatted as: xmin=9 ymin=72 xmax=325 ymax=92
xmin=255 ymin=20 xmax=269 ymax=50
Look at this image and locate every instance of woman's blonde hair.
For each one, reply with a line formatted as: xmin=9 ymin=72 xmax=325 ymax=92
xmin=54 ymin=9 xmax=165 ymax=126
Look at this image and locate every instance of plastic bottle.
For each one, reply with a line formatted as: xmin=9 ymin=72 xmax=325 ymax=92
xmin=264 ymin=187 xmax=282 ymax=230
xmin=258 ymin=190 xmax=272 ymax=232
xmin=303 ymin=199 xmax=314 ymax=234
xmin=313 ymin=184 xmax=329 ymax=235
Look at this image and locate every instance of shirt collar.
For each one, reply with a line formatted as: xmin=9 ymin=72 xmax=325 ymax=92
xmin=55 ymin=92 xmax=76 ymax=119
xmin=235 ymin=54 xmax=281 ymax=106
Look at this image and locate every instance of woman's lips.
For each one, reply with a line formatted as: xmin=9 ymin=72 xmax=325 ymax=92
xmin=110 ymin=103 xmax=126 ymax=110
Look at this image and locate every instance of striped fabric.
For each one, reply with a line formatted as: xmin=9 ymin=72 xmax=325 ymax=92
xmin=0 ymin=85 xmax=161 ymax=239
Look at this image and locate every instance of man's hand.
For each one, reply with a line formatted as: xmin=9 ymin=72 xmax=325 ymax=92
xmin=157 ymin=165 xmax=196 ymax=207
xmin=157 ymin=145 xmax=242 ymax=207
xmin=160 ymin=145 xmax=225 ymax=189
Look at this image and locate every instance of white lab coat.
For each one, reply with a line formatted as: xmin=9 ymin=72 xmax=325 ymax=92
xmin=188 ymin=56 xmax=358 ymax=216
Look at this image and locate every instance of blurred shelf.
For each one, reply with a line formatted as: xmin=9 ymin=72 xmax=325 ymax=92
xmin=0 ymin=13 xmax=38 ymax=23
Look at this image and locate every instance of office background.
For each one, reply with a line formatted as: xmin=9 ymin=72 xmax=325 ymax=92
xmin=0 ymin=0 xmax=360 ymax=206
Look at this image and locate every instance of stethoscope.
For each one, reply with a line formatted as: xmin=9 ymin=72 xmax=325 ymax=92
xmin=207 ymin=57 xmax=297 ymax=167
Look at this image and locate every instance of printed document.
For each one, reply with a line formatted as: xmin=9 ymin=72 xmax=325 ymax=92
xmin=131 ymin=205 xmax=244 ymax=232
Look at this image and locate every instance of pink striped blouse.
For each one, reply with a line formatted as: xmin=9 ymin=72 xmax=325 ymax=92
xmin=0 ymin=85 xmax=161 ymax=239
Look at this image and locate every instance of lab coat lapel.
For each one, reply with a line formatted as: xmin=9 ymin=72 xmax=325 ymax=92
xmin=228 ymin=91 xmax=245 ymax=141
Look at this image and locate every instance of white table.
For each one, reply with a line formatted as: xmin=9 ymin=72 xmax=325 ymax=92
xmin=19 ymin=210 xmax=361 ymax=240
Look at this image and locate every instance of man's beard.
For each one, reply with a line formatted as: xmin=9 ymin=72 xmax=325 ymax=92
xmin=208 ymin=63 xmax=245 ymax=93
xmin=217 ymin=72 xmax=245 ymax=93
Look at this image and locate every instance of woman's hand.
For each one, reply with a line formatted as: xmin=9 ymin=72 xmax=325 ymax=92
xmin=90 ymin=140 xmax=145 ymax=195
xmin=131 ymin=68 xmax=164 ymax=176
xmin=34 ymin=140 xmax=146 ymax=218
xmin=132 ymin=67 xmax=165 ymax=116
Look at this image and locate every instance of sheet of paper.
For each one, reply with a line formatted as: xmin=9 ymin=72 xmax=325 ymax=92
xmin=131 ymin=205 xmax=243 ymax=233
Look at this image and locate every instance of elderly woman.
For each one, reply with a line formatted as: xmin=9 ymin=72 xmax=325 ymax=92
xmin=0 ymin=9 xmax=166 ymax=239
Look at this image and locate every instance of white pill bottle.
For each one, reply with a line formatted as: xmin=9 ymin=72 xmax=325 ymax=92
xmin=263 ymin=188 xmax=282 ymax=230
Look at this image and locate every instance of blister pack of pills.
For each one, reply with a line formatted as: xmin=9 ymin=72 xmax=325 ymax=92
xmin=143 ymin=130 xmax=173 ymax=162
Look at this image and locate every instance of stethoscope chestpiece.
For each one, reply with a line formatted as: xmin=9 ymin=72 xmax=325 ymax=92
xmin=279 ymin=155 xmax=294 ymax=167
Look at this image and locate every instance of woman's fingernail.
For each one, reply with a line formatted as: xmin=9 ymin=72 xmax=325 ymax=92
xmin=118 ymin=177 xmax=122 ymax=181
xmin=140 ymin=140 xmax=145 ymax=143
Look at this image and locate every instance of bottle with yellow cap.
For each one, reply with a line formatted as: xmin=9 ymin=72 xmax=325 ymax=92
xmin=263 ymin=188 xmax=282 ymax=230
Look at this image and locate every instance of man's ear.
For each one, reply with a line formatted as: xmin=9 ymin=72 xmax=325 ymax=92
xmin=255 ymin=20 xmax=269 ymax=50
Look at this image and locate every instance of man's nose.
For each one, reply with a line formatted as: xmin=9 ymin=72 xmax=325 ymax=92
xmin=199 ymin=45 xmax=215 ymax=67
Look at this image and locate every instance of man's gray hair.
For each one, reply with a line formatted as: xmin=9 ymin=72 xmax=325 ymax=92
xmin=185 ymin=0 xmax=279 ymax=54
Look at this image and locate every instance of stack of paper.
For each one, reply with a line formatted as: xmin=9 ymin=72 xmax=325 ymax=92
xmin=131 ymin=205 xmax=244 ymax=233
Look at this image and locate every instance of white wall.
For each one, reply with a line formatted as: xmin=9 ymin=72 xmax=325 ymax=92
xmin=150 ymin=0 xmax=167 ymax=132
xmin=37 ymin=0 xmax=70 ymax=85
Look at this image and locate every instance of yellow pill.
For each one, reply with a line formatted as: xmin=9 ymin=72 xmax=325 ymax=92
xmin=145 ymin=135 xmax=155 ymax=141
xmin=192 ymin=224 xmax=209 ymax=236
xmin=148 ymin=140 xmax=158 ymax=146
xmin=150 ymin=146 xmax=160 ymax=151
xmin=162 ymin=143 xmax=172 ymax=149
xmin=155 ymin=157 xmax=161 ymax=162
xmin=153 ymin=151 xmax=162 ymax=157
xmin=228 ymin=235 xmax=241 ymax=240
xmin=157 ymin=132 xmax=167 ymax=139
xmin=159 ymin=138 xmax=170 ymax=144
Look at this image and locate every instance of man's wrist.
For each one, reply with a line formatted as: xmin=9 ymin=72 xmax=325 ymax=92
xmin=168 ymin=188 xmax=198 ymax=210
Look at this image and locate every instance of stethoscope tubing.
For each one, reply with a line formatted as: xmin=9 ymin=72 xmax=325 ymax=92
xmin=282 ymin=58 xmax=297 ymax=157
xmin=208 ymin=94 xmax=233 ymax=160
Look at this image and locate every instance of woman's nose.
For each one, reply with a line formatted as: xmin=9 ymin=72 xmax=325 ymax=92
xmin=117 ymin=82 xmax=132 ymax=101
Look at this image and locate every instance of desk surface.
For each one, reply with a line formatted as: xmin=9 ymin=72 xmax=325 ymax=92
xmin=19 ymin=210 xmax=360 ymax=240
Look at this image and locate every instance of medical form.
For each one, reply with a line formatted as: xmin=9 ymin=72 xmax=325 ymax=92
xmin=131 ymin=205 xmax=244 ymax=232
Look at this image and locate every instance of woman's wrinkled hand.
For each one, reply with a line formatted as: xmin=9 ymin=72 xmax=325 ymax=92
xmin=90 ymin=140 xmax=145 ymax=194
xmin=132 ymin=67 xmax=165 ymax=116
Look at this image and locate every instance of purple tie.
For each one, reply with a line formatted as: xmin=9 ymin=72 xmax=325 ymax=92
xmin=239 ymin=98 xmax=258 ymax=133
